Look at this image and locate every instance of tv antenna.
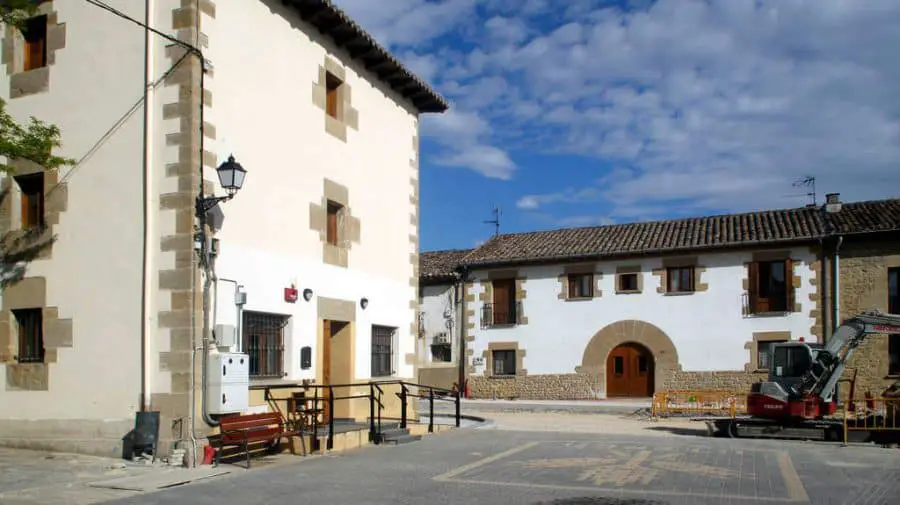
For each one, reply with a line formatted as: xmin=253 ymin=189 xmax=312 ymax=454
xmin=483 ymin=206 xmax=502 ymax=237
xmin=793 ymin=175 xmax=816 ymax=206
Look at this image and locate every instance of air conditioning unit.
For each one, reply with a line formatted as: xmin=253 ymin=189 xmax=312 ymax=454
xmin=207 ymin=352 xmax=249 ymax=414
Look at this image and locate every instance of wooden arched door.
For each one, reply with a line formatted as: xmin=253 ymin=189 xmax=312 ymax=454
xmin=606 ymin=343 xmax=654 ymax=397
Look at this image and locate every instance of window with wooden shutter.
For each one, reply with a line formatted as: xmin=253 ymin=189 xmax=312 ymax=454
xmin=491 ymin=278 xmax=517 ymax=325
xmin=748 ymin=260 xmax=790 ymax=313
xmin=15 ymin=173 xmax=45 ymax=229
xmin=326 ymin=201 xmax=341 ymax=245
xmin=23 ymin=15 xmax=48 ymax=72
xmin=325 ymin=72 xmax=342 ymax=119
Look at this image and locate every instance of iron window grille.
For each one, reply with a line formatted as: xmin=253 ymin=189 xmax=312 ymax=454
xmin=13 ymin=308 xmax=43 ymax=364
xmin=242 ymin=311 xmax=289 ymax=378
xmin=371 ymin=325 xmax=396 ymax=377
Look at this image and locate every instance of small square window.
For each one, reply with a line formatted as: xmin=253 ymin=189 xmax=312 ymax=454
xmin=666 ymin=266 xmax=695 ymax=293
xmin=492 ymin=349 xmax=516 ymax=376
xmin=14 ymin=308 xmax=44 ymax=364
xmin=567 ymin=273 xmax=593 ymax=298
xmin=618 ymin=273 xmax=639 ymax=292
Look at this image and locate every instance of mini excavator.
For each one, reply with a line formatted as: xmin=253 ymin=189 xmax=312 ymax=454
xmin=706 ymin=310 xmax=900 ymax=442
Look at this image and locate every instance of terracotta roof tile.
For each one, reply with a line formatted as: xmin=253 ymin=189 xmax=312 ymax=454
xmin=459 ymin=198 xmax=900 ymax=267
xmin=420 ymin=249 xmax=472 ymax=281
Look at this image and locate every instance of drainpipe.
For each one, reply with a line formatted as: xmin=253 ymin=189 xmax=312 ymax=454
xmin=457 ymin=267 xmax=469 ymax=396
xmin=217 ymin=277 xmax=244 ymax=352
xmin=819 ymin=238 xmax=831 ymax=343
xmin=140 ymin=0 xmax=155 ymax=413
xmin=832 ymin=235 xmax=843 ymax=332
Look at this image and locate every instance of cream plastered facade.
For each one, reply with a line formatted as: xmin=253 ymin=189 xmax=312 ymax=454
xmin=0 ymin=0 xmax=430 ymax=456
xmin=204 ymin=0 xmax=420 ymax=386
xmin=465 ymin=246 xmax=820 ymax=397
xmin=0 ymin=1 xmax=151 ymax=456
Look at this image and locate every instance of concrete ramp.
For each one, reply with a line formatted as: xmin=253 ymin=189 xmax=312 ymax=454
xmin=87 ymin=467 xmax=232 ymax=492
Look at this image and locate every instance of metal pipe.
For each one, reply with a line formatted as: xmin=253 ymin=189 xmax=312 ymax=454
xmin=217 ymin=277 xmax=244 ymax=352
xmin=140 ymin=0 xmax=154 ymax=414
xmin=833 ymin=236 xmax=844 ymax=332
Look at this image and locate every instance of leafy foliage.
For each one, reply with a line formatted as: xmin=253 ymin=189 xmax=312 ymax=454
xmin=0 ymin=2 xmax=76 ymax=288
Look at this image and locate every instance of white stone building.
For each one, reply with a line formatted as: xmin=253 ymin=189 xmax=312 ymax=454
xmin=420 ymin=197 xmax=900 ymax=400
xmin=0 ymin=0 xmax=446 ymax=458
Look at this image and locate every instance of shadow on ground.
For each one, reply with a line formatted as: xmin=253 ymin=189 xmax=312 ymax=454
xmin=642 ymin=425 xmax=717 ymax=437
xmin=532 ymin=497 xmax=668 ymax=505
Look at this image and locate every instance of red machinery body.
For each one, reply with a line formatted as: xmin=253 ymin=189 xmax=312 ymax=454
xmin=747 ymin=391 xmax=837 ymax=420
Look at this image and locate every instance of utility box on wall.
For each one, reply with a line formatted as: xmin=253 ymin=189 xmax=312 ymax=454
xmin=207 ymin=352 xmax=250 ymax=415
xmin=215 ymin=324 xmax=237 ymax=349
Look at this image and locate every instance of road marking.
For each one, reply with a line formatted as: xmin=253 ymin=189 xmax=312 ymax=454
xmin=777 ymin=451 xmax=810 ymax=503
xmin=433 ymin=442 xmax=540 ymax=482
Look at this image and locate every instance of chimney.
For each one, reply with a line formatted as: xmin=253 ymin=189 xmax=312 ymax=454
xmin=825 ymin=193 xmax=841 ymax=213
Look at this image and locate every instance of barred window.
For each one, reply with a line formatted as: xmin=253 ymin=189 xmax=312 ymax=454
xmin=371 ymin=325 xmax=395 ymax=377
xmin=242 ymin=311 xmax=289 ymax=378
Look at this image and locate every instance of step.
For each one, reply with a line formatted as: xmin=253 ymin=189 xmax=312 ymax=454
xmin=382 ymin=434 xmax=422 ymax=445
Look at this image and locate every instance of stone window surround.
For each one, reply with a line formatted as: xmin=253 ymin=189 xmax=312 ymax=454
xmin=557 ymin=263 xmax=603 ymax=301
xmin=744 ymin=331 xmax=791 ymax=372
xmin=482 ymin=341 xmax=526 ymax=378
xmin=615 ymin=265 xmax=642 ymax=294
xmin=0 ymin=277 xmax=73 ymax=391
xmin=478 ymin=269 xmax=529 ymax=327
xmin=1 ymin=0 xmax=66 ymax=99
xmin=308 ymin=178 xmax=361 ymax=269
xmin=742 ymin=250 xmax=803 ymax=317
xmin=652 ymin=256 xmax=710 ymax=296
xmin=311 ymin=56 xmax=360 ymax=142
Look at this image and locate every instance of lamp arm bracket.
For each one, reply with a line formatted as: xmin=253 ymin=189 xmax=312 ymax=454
xmin=196 ymin=194 xmax=233 ymax=215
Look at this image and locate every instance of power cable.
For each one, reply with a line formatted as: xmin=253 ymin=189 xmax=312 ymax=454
xmin=45 ymin=50 xmax=192 ymax=198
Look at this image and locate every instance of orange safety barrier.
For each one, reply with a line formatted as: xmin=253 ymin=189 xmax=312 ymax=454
xmin=842 ymin=396 xmax=900 ymax=444
xmin=651 ymin=390 xmax=747 ymax=418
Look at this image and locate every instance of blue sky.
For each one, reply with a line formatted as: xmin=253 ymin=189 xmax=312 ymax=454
xmin=332 ymin=0 xmax=900 ymax=252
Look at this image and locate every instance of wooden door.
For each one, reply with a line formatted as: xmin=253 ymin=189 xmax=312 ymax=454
xmin=321 ymin=320 xmax=332 ymax=424
xmin=606 ymin=343 xmax=653 ymax=397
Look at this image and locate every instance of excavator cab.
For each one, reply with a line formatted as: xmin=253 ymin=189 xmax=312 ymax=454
xmin=769 ymin=341 xmax=825 ymax=397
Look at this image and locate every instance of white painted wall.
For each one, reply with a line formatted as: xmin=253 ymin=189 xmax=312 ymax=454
xmin=213 ymin=244 xmax=413 ymax=381
xmin=468 ymin=247 xmax=819 ymax=377
xmin=419 ymin=283 xmax=458 ymax=365
xmin=204 ymin=1 xmax=421 ymax=380
xmin=0 ymin=1 xmax=155 ymax=419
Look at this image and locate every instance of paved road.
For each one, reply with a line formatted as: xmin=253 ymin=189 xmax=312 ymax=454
xmin=105 ymin=428 xmax=898 ymax=505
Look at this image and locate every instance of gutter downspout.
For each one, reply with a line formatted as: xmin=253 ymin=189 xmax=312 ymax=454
xmin=457 ymin=267 xmax=469 ymax=397
xmin=140 ymin=0 xmax=154 ymax=413
xmin=819 ymin=238 xmax=831 ymax=343
xmin=832 ymin=236 xmax=844 ymax=334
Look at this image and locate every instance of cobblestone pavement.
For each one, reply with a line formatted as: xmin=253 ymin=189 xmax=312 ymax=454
xmin=102 ymin=428 xmax=899 ymax=505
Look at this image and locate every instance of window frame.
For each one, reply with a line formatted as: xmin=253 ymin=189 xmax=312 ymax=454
xmin=618 ymin=272 xmax=639 ymax=292
xmin=242 ymin=311 xmax=288 ymax=378
xmin=666 ymin=265 xmax=695 ymax=293
xmin=747 ymin=259 xmax=793 ymax=314
xmin=567 ymin=273 xmax=594 ymax=299
xmin=371 ymin=325 xmax=395 ymax=377
xmin=22 ymin=14 xmax=48 ymax=72
xmin=491 ymin=349 xmax=516 ymax=376
xmin=326 ymin=200 xmax=342 ymax=246
xmin=13 ymin=308 xmax=44 ymax=364
xmin=325 ymin=71 xmax=342 ymax=119
xmin=15 ymin=172 xmax=45 ymax=229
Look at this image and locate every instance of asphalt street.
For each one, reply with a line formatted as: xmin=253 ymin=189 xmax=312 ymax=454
xmin=103 ymin=427 xmax=899 ymax=505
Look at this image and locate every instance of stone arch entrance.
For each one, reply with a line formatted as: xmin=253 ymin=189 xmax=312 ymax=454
xmin=606 ymin=342 xmax=654 ymax=397
xmin=579 ymin=320 xmax=679 ymax=397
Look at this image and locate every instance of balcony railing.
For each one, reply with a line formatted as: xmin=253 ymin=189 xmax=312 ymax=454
xmin=481 ymin=301 xmax=522 ymax=328
xmin=741 ymin=291 xmax=791 ymax=317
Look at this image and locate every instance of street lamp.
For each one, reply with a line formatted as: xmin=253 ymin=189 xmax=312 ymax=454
xmin=196 ymin=154 xmax=247 ymax=215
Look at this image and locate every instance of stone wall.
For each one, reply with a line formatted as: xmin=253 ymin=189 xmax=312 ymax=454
xmin=835 ymin=237 xmax=900 ymax=401
xmin=467 ymin=373 xmax=598 ymax=400
xmin=663 ymin=370 xmax=767 ymax=393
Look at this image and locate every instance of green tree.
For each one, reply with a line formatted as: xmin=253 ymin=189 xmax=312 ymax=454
xmin=0 ymin=1 xmax=76 ymax=288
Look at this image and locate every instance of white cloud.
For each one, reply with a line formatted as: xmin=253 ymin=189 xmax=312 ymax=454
xmin=334 ymin=0 xmax=900 ymax=221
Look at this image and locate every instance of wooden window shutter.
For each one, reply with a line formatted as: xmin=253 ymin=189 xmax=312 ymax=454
xmin=747 ymin=262 xmax=759 ymax=313
xmin=784 ymin=258 xmax=794 ymax=312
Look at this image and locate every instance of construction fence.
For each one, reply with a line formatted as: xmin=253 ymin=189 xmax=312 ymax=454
xmin=651 ymin=390 xmax=747 ymax=418
xmin=843 ymin=396 xmax=900 ymax=443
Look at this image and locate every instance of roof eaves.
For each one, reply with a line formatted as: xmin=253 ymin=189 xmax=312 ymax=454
xmin=283 ymin=0 xmax=450 ymax=114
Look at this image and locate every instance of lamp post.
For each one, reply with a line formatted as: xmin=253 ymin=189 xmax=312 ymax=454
xmin=196 ymin=155 xmax=247 ymax=430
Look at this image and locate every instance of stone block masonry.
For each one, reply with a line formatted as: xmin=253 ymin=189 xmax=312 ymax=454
xmin=467 ymin=374 xmax=598 ymax=400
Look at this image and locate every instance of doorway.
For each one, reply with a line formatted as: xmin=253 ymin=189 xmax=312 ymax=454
xmin=322 ymin=319 xmax=352 ymax=422
xmin=606 ymin=342 xmax=654 ymax=397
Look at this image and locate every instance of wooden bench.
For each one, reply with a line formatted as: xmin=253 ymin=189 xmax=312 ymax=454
xmin=214 ymin=412 xmax=292 ymax=468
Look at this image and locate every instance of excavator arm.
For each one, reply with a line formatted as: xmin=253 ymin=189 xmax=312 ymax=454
xmin=790 ymin=310 xmax=900 ymax=401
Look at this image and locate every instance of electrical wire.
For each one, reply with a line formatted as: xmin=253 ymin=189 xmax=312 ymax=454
xmin=44 ymin=50 xmax=192 ymax=198
xmin=83 ymin=0 xmax=198 ymax=56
